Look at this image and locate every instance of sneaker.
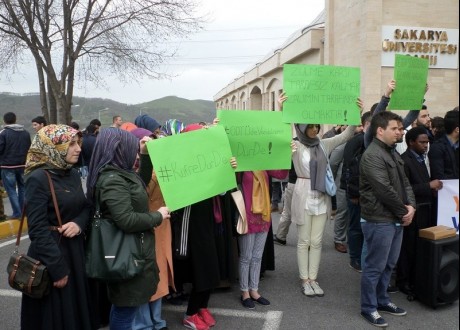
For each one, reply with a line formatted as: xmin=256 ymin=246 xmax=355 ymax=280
xmin=273 ymin=235 xmax=286 ymax=246
xmin=387 ymin=285 xmax=399 ymax=294
xmin=301 ymin=282 xmax=315 ymax=297
xmin=183 ymin=313 xmax=210 ymax=330
xmin=198 ymin=308 xmax=216 ymax=327
xmin=377 ymin=302 xmax=407 ymax=316
xmin=310 ymin=281 xmax=324 ymax=297
xmin=349 ymin=260 xmax=362 ymax=273
xmin=361 ymin=311 xmax=388 ymax=327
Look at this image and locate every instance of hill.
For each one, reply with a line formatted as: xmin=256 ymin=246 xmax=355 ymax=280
xmin=0 ymin=93 xmax=216 ymax=133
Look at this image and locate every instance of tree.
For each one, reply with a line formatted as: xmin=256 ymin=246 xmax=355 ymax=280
xmin=0 ymin=0 xmax=202 ymax=124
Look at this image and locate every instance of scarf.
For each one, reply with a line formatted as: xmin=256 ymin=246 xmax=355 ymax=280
xmin=251 ymin=171 xmax=271 ymax=222
xmin=25 ymin=124 xmax=81 ymax=175
xmin=86 ymin=128 xmax=140 ymax=200
xmin=134 ymin=114 xmax=161 ymax=133
xmin=294 ymin=124 xmax=328 ymax=193
xmin=162 ymin=119 xmax=185 ymax=136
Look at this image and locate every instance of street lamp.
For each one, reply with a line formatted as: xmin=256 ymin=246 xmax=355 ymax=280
xmin=98 ymin=107 xmax=109 ymax=121
xmin=139 ymin=107 xmax=149 ymax=116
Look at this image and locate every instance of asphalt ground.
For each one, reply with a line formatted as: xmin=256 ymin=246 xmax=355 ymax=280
xmin=0 ymin=194 xmax=458 ymax=329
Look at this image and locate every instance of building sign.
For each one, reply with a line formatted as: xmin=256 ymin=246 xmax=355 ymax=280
xmin=381 ymin=26 xmax=458 ymax=69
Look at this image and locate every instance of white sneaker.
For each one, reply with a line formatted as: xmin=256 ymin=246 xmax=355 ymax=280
xmin=310 ymin=281 xmax=324 ymax=297
xmin=301 ymin=282 xmax=315 ymax=297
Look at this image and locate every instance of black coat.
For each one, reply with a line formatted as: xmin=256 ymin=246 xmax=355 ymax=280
xmin=172 ymin=198 xmax=220 ymax=292
xmin=21 ymin=168 xmax=96 ymax=330
xmin=401 ymin=150 xmax=432 ymax=205
xmin=428 ymin=135 xmax=459 ymax=180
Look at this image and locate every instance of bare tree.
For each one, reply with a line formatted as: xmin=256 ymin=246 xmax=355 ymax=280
xmin=0 ymin=0 xmax=202 ymax=124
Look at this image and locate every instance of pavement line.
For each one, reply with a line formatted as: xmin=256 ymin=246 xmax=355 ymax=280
xmin=0 ymin=289 xmax=22 ymax=297
xmin=1 ymin=288 xmax=284 ymax=329
xmin=0 ymin=236 xmax=28 ymax=248
xmin=163 ymin=305 xmax=283 ymax=328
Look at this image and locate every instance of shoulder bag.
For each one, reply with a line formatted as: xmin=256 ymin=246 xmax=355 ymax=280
xmin=231 ymin=189 xmax=248 ymax=235
xmin=320 ymin=143 xmax=337 ymax=196
xmin=85 ymin=188 xmax=146 ymax=281
xmin=6 ymin=171 xmax=61 ymax=299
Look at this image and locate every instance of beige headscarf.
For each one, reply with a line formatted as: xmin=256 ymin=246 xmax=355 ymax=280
xmin=25 ymin=124 xmax=81 ymax=174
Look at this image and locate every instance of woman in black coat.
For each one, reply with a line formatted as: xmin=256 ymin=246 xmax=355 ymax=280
xmin=21 ymin=124 xmax=96 ymax=330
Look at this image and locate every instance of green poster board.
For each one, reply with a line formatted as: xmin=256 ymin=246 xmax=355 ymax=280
xmin=146 ymin=125 xmax=236 ymax=211
xmin=388 ymin=54 xmax=429 ymax=110
xmin=283 ymin=64 xmax=361 ymax=124
xmin=217 ymin=110 xmax=292 ymax=171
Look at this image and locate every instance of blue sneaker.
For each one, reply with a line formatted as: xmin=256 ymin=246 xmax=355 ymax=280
xmin=377 ymin=302 xmax=407 ymax=316
xmin=361 ymin=311 xmax=388 ymax=327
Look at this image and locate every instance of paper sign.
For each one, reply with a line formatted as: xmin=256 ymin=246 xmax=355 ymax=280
xmin=388 ymin=54 xmax=429 ymax=110
xmin=437 ymin=179 xmax=459 ymax=233
xmin=146 ymin=125 xmax=237 ymax=211
xmin=283 ymin=64 xmax=361 ymax=124
xmin=217 ymin=110 xmax=292 ymax=171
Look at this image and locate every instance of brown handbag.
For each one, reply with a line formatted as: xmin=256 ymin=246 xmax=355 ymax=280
xmin=6 ymin=171 xmax=62 ymax=298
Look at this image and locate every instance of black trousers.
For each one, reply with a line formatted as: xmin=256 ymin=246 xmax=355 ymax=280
xmin=186 ymin=288 xmax=211 ymax=316
xmin=396 ymin=203 xmax=431 ymax=290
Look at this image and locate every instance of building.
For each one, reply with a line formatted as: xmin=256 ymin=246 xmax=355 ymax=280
xmin=214 ymin=0 xmax=459 ymax=120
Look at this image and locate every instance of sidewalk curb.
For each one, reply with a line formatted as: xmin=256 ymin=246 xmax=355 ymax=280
xmin=0 ymin=220 xmax=27 ymax=239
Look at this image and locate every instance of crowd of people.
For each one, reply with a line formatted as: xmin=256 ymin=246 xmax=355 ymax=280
xmin=0 ymin=79 xmax=458 ymax=329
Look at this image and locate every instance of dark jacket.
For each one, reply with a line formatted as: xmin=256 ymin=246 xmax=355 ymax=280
xmin=359 ymin=138 xmax=416 ymax=223
xmin=401 ymin=150 xmax=432 ymax=204
xmin=341 ymin=132 xmax=365 ymax=198
xmin=23 ymin=168 xmax=95 ymax=330
xmin=96 ymin=166 xmax=163 ymax=307
xmin=81 ymin=133 xmax=97 ymax=166
xmin=428 ymin=135 xmax=459 ymax=180
xmin=0 ymin=125 xmax=31 ymax=166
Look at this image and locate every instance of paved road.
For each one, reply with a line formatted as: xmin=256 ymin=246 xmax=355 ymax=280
xmin=0 ymin=196 xmax=458 ymax=329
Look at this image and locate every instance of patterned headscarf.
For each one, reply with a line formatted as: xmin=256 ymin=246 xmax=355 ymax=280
xmin=86 ymin=128 xmax=139 ymax=200
xmin=25 ymin=124 xmax=81 ymax=174
xmin=162 ymin=119 xmax=185 ymax=136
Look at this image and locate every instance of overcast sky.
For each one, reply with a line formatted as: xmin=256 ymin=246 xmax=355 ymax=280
xmin=0 ymin=0 xmax=325 ymax=105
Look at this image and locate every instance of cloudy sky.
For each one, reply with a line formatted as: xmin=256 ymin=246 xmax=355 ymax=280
xmin=0 ymin=0 xmax=325 ymax=104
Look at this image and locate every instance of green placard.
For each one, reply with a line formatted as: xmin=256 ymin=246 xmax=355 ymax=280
xmin=146 ymin=125 xmax=236 ymax=211
xmin=217 ymin=110 xmax=292 ymax=172
xmin=388 ymin=54 xmax=429 ymax=110
xmin=283 ymin=64 xmax=361 ymax=124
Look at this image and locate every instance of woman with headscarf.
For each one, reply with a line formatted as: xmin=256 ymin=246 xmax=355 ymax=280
xmin=21 ymin=125 xmax=96 ymax=330
xmin=86 ymin=128 xmax=170 ymax=330
xmin=238 ymin=169 xmax=288 ymax=309
xmin=280 ymin=93 xmax=362 ymax=297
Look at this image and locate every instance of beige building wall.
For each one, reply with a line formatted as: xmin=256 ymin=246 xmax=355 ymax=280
xmin=215 ymin=0 xmax=458 ymax=118
xmin=326 ymin=0 xmax=459 ymax=116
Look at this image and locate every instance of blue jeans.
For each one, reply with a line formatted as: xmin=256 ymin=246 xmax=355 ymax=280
xmin=110 ymin=305 xmax=139 ymax=330
xmin=360 ymin=221 xmax=403 ymax=314
xmin=132 ymin=299 xmax=166 ymax=330
xmin=347 ymin=199 xmax=363 ymax=264
xmin=1 ymin=168 xmax=25 ymax=218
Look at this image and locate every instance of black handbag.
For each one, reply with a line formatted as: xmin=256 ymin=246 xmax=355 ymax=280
xmin=6 ymin=171 xmax=61 ymax=298
xmin=85 ymin=189 xmax=146 ymax=281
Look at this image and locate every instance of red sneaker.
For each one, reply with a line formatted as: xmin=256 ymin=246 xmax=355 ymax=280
xmin=183 ymin=313 xmax=210 ymax=330
xmin=198 ymin=308 xmax=216 ymax=327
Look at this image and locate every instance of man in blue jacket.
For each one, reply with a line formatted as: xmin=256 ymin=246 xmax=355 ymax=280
xmin=0 ymin=112 xmax=31 ymax=219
